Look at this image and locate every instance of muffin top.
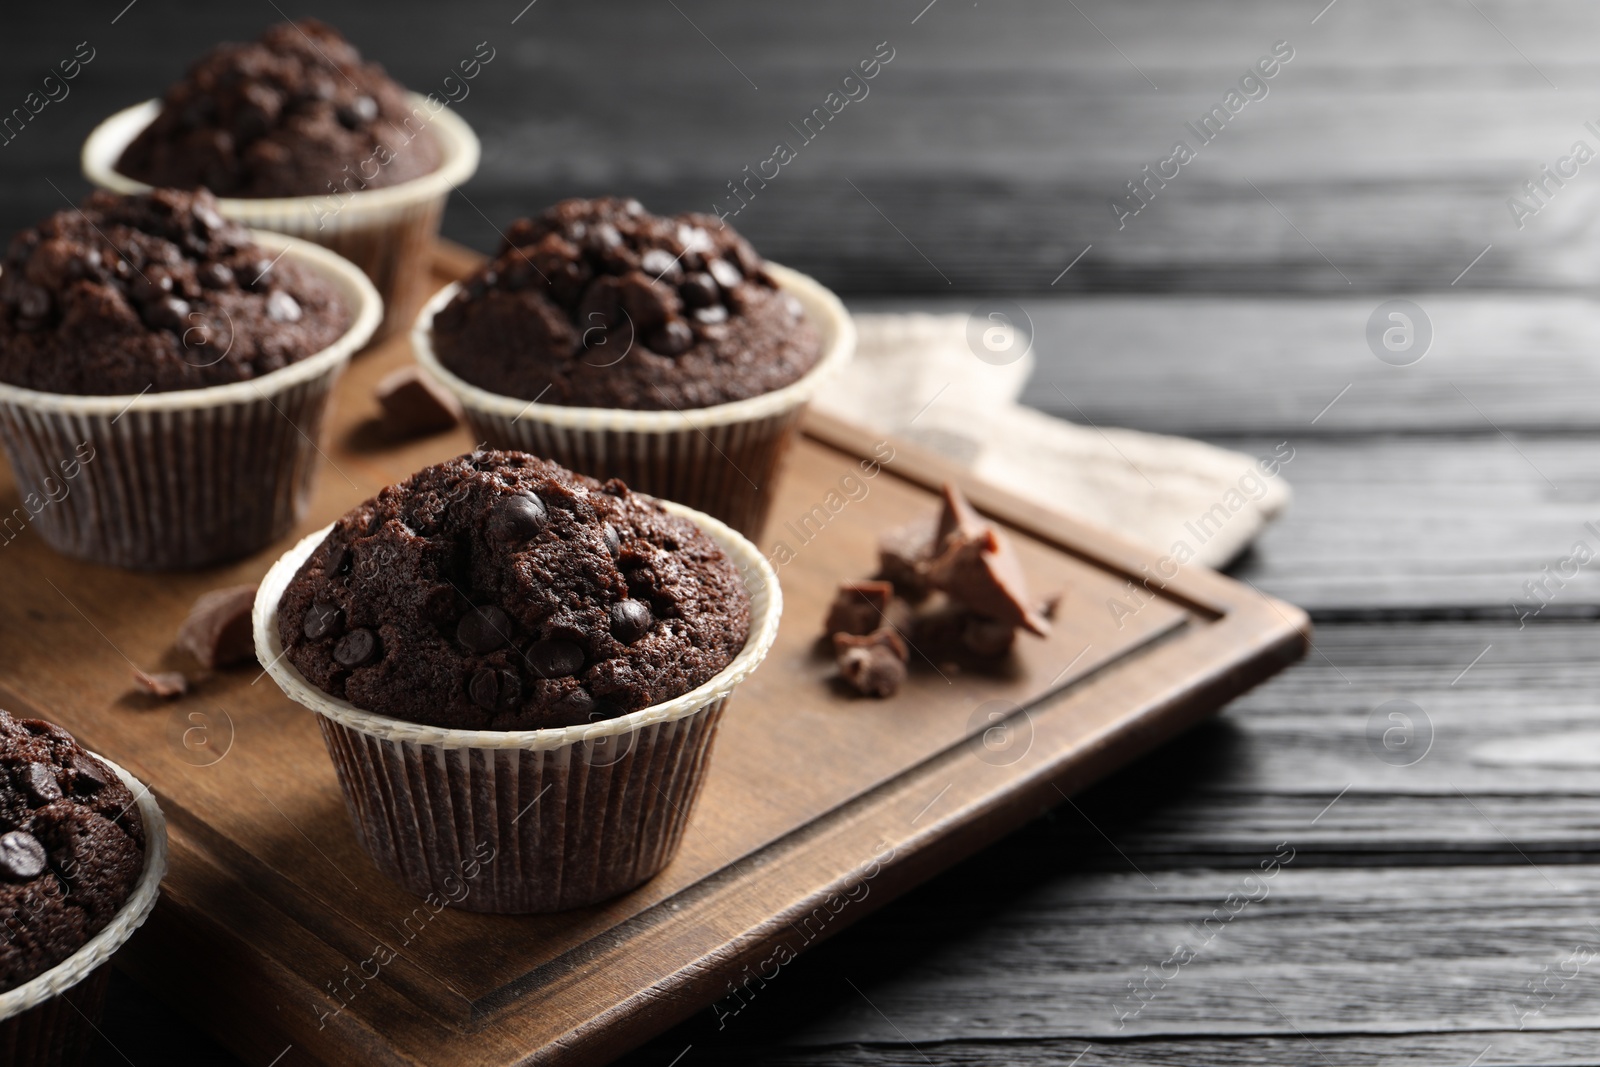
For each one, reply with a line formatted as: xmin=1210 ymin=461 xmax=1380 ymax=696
xmin=277 ymin=451 xmax=753 ymax=731
xmin=116 ymin=20 xmax=441 ymax=198
xmin=0 ymin=189 xmax=350 ymax=396
xmin=0 ymin=710 xmax=146 ymax=994
xmin=430 ymin=198 xmax=821 ymax=410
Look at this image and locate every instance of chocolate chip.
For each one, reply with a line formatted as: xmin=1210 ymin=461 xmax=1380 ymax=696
xmin=488 ymin=493 xmax=547 ymax=543
xmin=323 ymin=544 xmax=350 ymax=578
xmin=693 ymin=305 xmax=728 ymax=325
xmin=420 ymin=585 xmax=463 ymax=626
xmin=304 ymin=601 xmax=343 ymax=641
xmin=14 ymin=284 xmax=51 ymax=320
xmin=22 ymin=762 xmax=61 ymax=804
xmin=649 ymin=319 xmax=693 ymax=356
xmin=619 ymin=271 xmax=679 ymax=330
xmin=610 ymin=600 xmax=653 ymax=644
xmin=639 ymin=248 xmax=681 ymax=280
xmin=0 ymin=831 xmax=46 ymax=882
xmin=141 ymin=295 xmax=190 ymax=332
xmin=457 ymin=605 xmax=512 ymax=654
xmin=244 ymin=259 xmax=274 ymax=290
xmin=678 ymin=272 xmax=718 ymax=308
xmin=468 ymin=668 xmax=522 ymax=713
xmin=334 ymin=628 xmax=379 ymax=668
xmin=336 ymin=95 xmax=378 ymax=128
xmin=266 ymin=290 xmax=302 ymax=323
xmin=552 ymin=686 xmax=594 ymax=719
xmin=527 ymin=640 xmax=583 ymax=678
xmin=577 ymin=276 xmax=626 ymax=329
xmin=603 ymin=523 xmax=621 ymax=560
xmin=129 ymin=273 xmax=172 ymax=304
xmin=706 ymin=258 xmax=742 ymax=290
xmin=199 ymin=262 xmax=234 ymax=289
xmin=177 ymin=584 xmax=258 ymax=668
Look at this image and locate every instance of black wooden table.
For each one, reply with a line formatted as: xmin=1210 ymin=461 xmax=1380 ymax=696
xmin=4 ymin=1 xmax=1598 ymax=1063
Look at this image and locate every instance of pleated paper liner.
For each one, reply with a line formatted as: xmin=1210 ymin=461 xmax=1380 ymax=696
xmin=0 ymin=756 xmax=167 ymax=1067
xmin=0 ymin=232 xmax=381 ymax=570
xmin=82 ymin=94 xmax=479 ymax=343
xmin=254 ymin=500 xmax=782 ymax=914
xmin=410 ymin=262 xmax=855 ymax=539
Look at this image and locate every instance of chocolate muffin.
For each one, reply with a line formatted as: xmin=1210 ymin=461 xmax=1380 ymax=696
xmin=277 ymin=451 xmax=753 ymax=731
xmin=430 ymin=198 xmax=821 ymax=410
xmin=0 ymin=711 xmax=145 ymax=993
xmin=116 ymin=20 xmax=440 ymax=198
xmin=0 ymin=188 xmax=350 ymax=396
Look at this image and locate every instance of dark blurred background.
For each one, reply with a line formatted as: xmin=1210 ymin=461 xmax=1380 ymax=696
xmin=5 ymin=0 xmax=1596 ymax=298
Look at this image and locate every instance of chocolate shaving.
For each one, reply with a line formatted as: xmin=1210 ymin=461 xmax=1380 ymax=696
xmin=375 ymin=366 xmax=463 ymax=437
xmin=177 ymin=584 xmax=259 ymax=668
xmin=833 ymin=629 xmax=909 ymax=698
xmin=132 ymin=667 xmax=188 ymax=698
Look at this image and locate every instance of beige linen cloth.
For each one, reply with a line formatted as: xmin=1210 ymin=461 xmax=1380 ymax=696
xmin=812 ymin=314 xmax=1289 ymax=569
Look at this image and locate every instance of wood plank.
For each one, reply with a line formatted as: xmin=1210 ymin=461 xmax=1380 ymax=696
xmin=9 ymin=1 xmax=1600 ymax=292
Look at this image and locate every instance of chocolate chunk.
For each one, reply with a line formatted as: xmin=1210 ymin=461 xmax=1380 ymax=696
xmin=333 ymin=629 xmax=379 ymax=667
xmin=177 ymin=584 xmax=260 ymax=668
xmin=603 ymin=523 xmax=622 ymax=560
xmin=132 ymin=667 xmax=189 ymax=699
xmin=67 ymin=753 xmax=109 ymax=795
xmin=527 ymin=640 xmax=583 ymax=678
xmin=678 ymin=271 xmax=718 ymax=308
xmin=552 ymin=685 xmax=595 ymax=720
xmin=488 ymin=493 xmax=547 ymax=543
xmin=649 ymin=319 xmax=694 ymax=356
xmin=266 ymin=290 xmax=302 ymax=323
xmin=877 ymin=516 xmax=938 ymax=600
xmin=336 ymin=95 xmax=378 ymax=128
xmin=834 ymin=630 xmax=908 ymax=698
xmin=823 ymin=579 xmax=895 ymax=638
xmin=22 ymin=762 xmax=62 ymax=804
xmin=468 ymin=668 xmax=522 ymax=713
xmin=374 ymin=366 xmax=463 ymax=437
xmin=609 ymin=600 xmax=653 ymax=643
xmin=0 ymin=831 xmax=46 ymax=882
xmin=303 ymin=601 xmax=343 ymax=641
xmin=927 ymin=516 xmax=1050 ymax=636
xmin=457 ymin=606 xmax=512 ymax=654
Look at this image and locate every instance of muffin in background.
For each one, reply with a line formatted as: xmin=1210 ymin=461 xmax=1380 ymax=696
xmin=82 ymin=20 xmax=479 ymax=340
xmin=115 ymin=19 xmax=441 ymax=198
xmin=0 ymin=189 xmax=379 ymax=569
xmin=413 ymin=198 xmax=854 ymax=537
xmin=256 ymin=450 xmax=781 ymax=912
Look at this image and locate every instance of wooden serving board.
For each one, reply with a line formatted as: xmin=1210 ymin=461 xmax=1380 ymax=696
xmin=0 ymin=245 xmax=1308 ymax=1066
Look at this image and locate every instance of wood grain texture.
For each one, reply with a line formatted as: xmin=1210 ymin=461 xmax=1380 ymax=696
xmin=7 ymin=0 xmax=1600 ymax=293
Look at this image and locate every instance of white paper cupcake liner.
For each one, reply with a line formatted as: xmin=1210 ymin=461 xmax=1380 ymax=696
xmin=254 ymin=498 xmax=782 ymax=913
xmin=411 ymin=262 xmax=855 ymax=538
xmin=82 ymin=94 xmax=479 ymax=342
xmin=0 ymin=755 xmax=168 ymax=1067
xmin=0 ymin=231 xmax=381 ymax=570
